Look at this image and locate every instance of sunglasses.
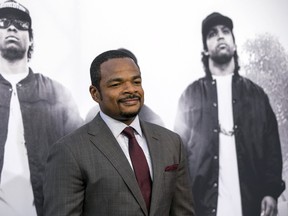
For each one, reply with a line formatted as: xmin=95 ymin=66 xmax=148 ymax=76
xmin=0 ymin=18 xmax=30 ymax=31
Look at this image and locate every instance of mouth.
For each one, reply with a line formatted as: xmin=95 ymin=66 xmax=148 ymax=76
xmin=217 ymin=43 xmax=228 ymax=50
xmin=119 ymin=96 xmax=141 ymax=106
xmin=217 ymin=43 xmax=227 ymax=49
xmin=6 ymin=36 xmax=19 ymax=42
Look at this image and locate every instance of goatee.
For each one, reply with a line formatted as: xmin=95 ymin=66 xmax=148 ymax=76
xmin=1 ymin=47 xmax=26 ymax=61
xmin=211 ymin=52 xmax=233 ymax=64
xmin=120 ymin=110 xmax=140 ymax=119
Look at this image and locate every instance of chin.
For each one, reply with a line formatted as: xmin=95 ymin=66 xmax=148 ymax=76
xmin=213 ymin=54 xmax=233 ymax=64
xmin=121 ymin=112 xmax=138 ymax=119
xmin=120 ymin=108 xmax=141 ymax=119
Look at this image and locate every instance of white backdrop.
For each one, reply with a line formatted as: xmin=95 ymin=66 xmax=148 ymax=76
xmin=17 ymin=0 xmax=288 ymax=129
xmin=2 ymin=0 xmax=288 ymax=213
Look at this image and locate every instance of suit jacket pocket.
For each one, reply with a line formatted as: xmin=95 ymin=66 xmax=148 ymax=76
xmin=164 ymin=164 xmax=178 ymax=172
xmin=162 ymin=164 xmax=178 ymax=199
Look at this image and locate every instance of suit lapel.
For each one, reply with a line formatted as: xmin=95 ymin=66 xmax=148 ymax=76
xmin=87 ymin=114 xmax=148 ymax=215
xmin=140 ymin=122 xmax=164 ymax=214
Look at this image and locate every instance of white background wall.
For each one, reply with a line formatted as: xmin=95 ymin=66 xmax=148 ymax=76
xmin=17 ymin=0 xmax=288 ymax=129
xmin=4 ymin=0 xmax=288 ymax=213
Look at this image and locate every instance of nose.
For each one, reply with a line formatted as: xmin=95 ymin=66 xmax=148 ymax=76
xmin=217 ymin=31 xmax=225 ymax=39
xmin=7 ymin=24 xmax=17 ymax=31
xmin=123 ymin=81 xmax=137 ymax=93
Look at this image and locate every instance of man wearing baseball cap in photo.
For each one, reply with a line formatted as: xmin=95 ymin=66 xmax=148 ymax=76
xmin=0 ymin=1 xmax=83 ymax=216
xmin=174 ymin=12 xmax=285 ymax=216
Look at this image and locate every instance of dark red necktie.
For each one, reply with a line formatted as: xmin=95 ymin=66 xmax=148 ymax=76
xmin=122 ymin=127 xmax=152 ymax=211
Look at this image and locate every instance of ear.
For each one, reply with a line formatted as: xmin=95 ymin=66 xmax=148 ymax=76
xmin=29 ymin=36 xmax=33 ymax=47
xmin=202 ymin=50 xmax=209 ymax=56
xmin=89 ymin=85 xmax=101 ymax=102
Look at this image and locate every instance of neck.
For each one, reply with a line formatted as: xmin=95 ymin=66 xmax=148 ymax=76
xmin=209 ymin=58 xmax=235 ymax=76
xmin=0 ymin=57 xmax=29 ymax=75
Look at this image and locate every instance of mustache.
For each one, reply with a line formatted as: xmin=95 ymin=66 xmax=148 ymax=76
xmin=119 ymin=94 xmax=141 ymax=102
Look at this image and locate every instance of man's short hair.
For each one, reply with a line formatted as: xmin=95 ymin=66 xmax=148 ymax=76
xmin=90 ymin=50 xmax=139 ymax=90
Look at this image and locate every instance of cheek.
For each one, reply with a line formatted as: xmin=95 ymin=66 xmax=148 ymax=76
xmin=206 ymin=40 xmax=214 ymax=51
xmin=137 ymin=86 xmax=144 ymax=99
xmin=139 ymin=88 xmax=145 ymax=104
xmin=139 ymin=87 xmax=144 ymax=95
xmin=101 ymin=91 xmax=119 ymax=105
xmin=226 ymin=36 xmax=235 ymax=46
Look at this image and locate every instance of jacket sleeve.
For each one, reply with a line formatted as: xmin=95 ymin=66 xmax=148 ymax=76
xmin=263 ymin=94 xmax=285 ymax=199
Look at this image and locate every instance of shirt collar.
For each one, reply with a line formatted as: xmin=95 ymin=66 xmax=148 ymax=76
xmin=99 ymin=110 xmax=142 ymax=138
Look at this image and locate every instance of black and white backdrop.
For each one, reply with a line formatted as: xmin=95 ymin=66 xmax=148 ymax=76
xmin=13 ymin=0 xmax=288 ymax=214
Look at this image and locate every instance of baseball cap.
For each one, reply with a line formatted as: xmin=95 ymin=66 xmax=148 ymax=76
xmin=0 ymin=0 xmax=31 ymax=25
xmin=202 ymin=12 xmax=233 ymax=49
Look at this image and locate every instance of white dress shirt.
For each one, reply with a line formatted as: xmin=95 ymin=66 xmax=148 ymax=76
xmin=99 ymin=111 xmax=153 ymax=178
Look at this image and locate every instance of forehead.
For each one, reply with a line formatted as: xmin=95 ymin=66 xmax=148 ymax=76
xmin=208 ymin=24 xmax=230 ymax=32
xmin=101 ymin=57 xmax=137 ymax=69
xmin=100 ymin=57 xmax=140 ymax=76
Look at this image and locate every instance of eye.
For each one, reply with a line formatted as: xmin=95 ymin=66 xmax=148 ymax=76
xmin=19 ymin=20 xmax=29 ymax=29
xmin=207 ymin=30 xmax=217 ymax=39
xmin=0 ymin=18 xmax=8 ymax=28
xmin=222 ymin=27 xmax=231 ymax=34
xmin=133 ymin=78 xmax=142 ymax=85
xmin=109 ymin=82 xmax=121 ymax=87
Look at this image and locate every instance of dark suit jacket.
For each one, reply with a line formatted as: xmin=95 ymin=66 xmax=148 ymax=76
xmin=43 ymin=114 xmax=195 ymax=216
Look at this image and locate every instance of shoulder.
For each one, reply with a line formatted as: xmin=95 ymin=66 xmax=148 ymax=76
xmin=141 ymin=122 xmax=185 ymax=157
xmin=235 ymin=75 xmax=268 ymax=97
xmin=28 ymin=69 xmax=74 ymax=101
xmin=178 ymin=76 xmax=210 ymax=104
xmin=181 ymin=76 xmax=209 ymax=93
xmin=28 ymin=69 xmax=68 ymax=90
xmin=48 ymin=116 xmax=113 ymax=161
xmin=55 ymin=123 xmax=89 ymax=146
xmin=47 ymin=122 xmax=92 ymax=160
xmin=141 ymin=121 xmax=181 ymax=141
xmin=55 ymin=115 xmax=104 ymax=146
xmin=34 ymin=73 xmax=66 ymax=90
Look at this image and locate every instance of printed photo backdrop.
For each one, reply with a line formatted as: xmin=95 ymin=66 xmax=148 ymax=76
xmin=8 ymin=0 xmax=288 ymax=213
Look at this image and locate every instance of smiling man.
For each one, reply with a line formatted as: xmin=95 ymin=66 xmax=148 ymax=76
xmin=44 ymin=49 xmax=195 ymax=216
xmin=0 ymin=1 xmax=83 ymax=215
xmin=174 ymin=12 xmax=285 ymax=216
xmin=85 ymin=48 xmax=165 ymax=127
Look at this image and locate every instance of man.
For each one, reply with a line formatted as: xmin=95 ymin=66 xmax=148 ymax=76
xmin=44 ymin=49 xmax=195 ymax=216
xmin=174 ymin=12 xmax=285 ymax=216
xmin=85 ymin=48 xmax=165 ymax=126
xmin=0 ymin=1 xmax=83 ymax=215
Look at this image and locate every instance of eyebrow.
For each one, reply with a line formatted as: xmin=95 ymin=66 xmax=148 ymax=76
xmin=211 ymin=25 xmax=229 ymax=31
xmin=106 ymin=75 xmax=142 ymax=83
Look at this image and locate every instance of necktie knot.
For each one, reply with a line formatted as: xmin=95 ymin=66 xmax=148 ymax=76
xmin=122 ymin=127 xmax=135 ymax=139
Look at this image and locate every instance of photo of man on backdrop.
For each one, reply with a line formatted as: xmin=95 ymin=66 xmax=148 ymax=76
xmin=0 ymin=0 xmax=287 ymax=215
